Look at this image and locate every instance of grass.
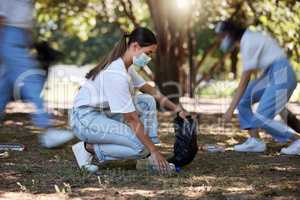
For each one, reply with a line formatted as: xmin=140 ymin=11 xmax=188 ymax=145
xmin=1 ymin=111 xmax=300 ymax=199
xmin=196 ymin=80 xmax=238 ymax=98
xmin=196 ymin=81 xmax=300 ymax=101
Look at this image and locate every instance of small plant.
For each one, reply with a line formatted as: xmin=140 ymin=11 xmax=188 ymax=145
xmin=54 ymin=182 xmax=72 ymax=194
xmin=16 ymin=182 xmax=27 ymax=192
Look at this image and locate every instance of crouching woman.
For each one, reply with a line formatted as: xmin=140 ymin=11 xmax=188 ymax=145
xmin=69 ymin=27 xmax=187 ymax=173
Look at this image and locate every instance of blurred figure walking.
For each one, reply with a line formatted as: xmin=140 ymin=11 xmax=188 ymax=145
xmin=0 ymin=0 xmax=73 ymax=148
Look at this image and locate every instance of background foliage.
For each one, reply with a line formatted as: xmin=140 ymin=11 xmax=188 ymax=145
xmin=33 ymin=0 xmax=300 ymax=95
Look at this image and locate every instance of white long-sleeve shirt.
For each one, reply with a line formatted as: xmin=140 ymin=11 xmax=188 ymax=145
xmin=0 ymin=0 xmax=34 ymax=29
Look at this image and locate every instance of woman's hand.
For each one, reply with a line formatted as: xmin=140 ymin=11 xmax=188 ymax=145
xmin=175 ymin=105 xmax=189 ymax=119
xmin=224 ymin=108 xmax=234 ymax=122
xmin=149 ymin=150 xmax=171 ymax=174
xmin=178 ymin=110 xmax=189 ymax=119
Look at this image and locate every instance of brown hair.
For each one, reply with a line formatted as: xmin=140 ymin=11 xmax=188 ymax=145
xmin=86 ymin=27 xmax=157 ymax=80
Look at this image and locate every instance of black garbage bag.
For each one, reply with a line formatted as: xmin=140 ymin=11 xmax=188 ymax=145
xmin=168 ymin=114 xmax=198 ymax=167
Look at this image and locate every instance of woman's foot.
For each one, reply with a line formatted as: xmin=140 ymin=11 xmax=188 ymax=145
xmin=280 ymin=139 xmax=300 ymax=155
xmin=72 ymin=142 xmax=98 ymax=173
xmin=234 ymin=137 xmax=266 ymax=152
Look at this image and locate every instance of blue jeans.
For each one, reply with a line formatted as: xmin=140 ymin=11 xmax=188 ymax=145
xmin=0 ymin=26 xmax=50 ymax=128
xmin=69 ymin=94 xmax=159 ymax=162
xmin=238 ymin=58 xmax=297 ymax=143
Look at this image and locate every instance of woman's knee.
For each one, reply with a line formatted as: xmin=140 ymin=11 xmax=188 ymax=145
xmin=135 ymin=94 xmax=157 ymax=111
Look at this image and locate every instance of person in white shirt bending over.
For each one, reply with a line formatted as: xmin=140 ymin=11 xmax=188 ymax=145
xmin=215 ymin=20 xmax=300 ymax=155
xmin=70 ymin=27 xmax=188 ymax=173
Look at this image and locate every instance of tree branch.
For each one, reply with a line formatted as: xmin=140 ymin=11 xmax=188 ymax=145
xmin=120 ymin=0 xmax=139 ymax=27
xmin=195 ymin=49 xmax=232 ymax=86
xmin=194 ymin=36 xmax=222 ymax=73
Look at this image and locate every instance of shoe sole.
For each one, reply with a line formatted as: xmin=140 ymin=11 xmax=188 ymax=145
xmin=280 ymin=150 xmax=300 ymax=155
xmin=234 ymin=147 xmax=266 ymax=153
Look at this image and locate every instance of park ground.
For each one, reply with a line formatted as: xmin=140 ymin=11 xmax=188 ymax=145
xmin=1 ymin=99 xmax=300 ymax=200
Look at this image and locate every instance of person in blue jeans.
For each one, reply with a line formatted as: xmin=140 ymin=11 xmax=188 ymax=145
xmin=0 ymin=0 xmax=73 ymax=148
xmin=70 ymin=27 xmax=188 ymax=173
xmin=215 ymin=20 xmax=300 ymax=155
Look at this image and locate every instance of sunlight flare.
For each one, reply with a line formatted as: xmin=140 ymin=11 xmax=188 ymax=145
xmin=175 ymin=0 xmax=190 ymax=10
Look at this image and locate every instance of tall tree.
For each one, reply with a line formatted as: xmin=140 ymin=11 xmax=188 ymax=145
xmin=145 ymin=0 xmax=192 ymax=103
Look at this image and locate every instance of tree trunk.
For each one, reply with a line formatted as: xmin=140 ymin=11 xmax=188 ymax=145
xmin=230 ymin=47 xmax=238 ymax=79
xmin=146 ymin=0 xmax=189 ymax=103
xmin=188 ymin=29 xmax=196 ymax=97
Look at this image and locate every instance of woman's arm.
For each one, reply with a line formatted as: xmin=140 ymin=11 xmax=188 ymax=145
xmin=139 ymin=83 xmax=184 ymax=113
xmin=123 ymin=111 xmax=170 ymax=173
xmin=224 ymin=70 xmax=253 ymax=122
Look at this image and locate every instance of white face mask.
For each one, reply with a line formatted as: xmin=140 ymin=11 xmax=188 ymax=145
xmin=133 ymin=53 xmax=152 ymax=68
xmin=220 ymin=35 xmax=234 ymax=53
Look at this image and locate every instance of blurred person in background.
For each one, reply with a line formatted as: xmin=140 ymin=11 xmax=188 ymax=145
xmin=0 ymin=0 xmax=73 ymax=148
xmin=216 ymin=20 xmax=300 ymax=155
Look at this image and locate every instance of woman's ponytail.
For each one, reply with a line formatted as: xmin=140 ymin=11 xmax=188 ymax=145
xmin=86 ymin=34 xmax=128 ymax=80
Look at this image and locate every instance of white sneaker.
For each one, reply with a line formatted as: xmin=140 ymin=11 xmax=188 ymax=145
xmin=72 ymin=142 xmax=98 ymax=173
xmin=280 ymin=139 xmax=300 ymax=155
xmin=39 ymin=128 xmax=75 ymax=148
xmin=234 ymin=137 xmax=266 ymax=152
